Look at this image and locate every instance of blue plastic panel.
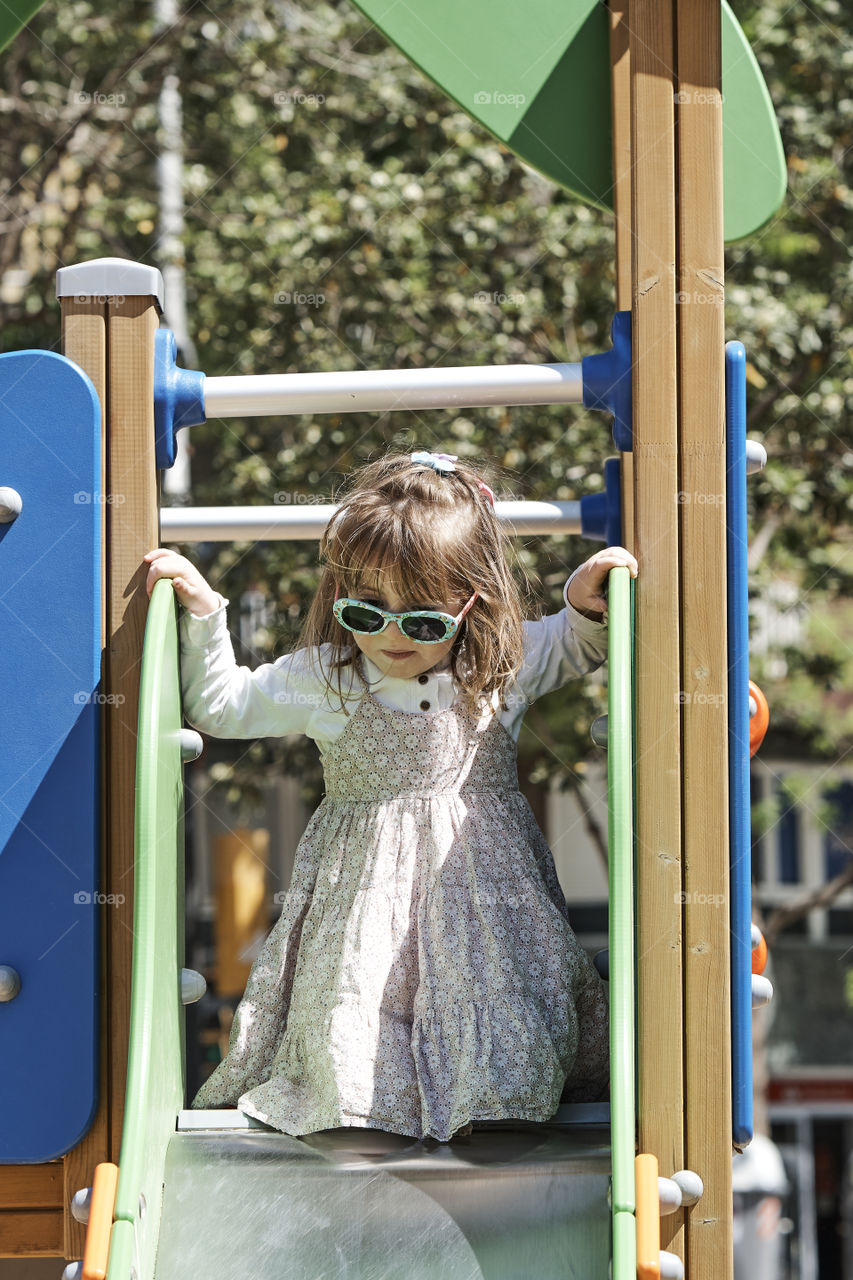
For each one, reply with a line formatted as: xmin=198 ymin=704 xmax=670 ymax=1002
xmin=0 ymin=350 xmax=101 ymax=1161
xmin=725 ymin=341 xmax=753 ymax=1149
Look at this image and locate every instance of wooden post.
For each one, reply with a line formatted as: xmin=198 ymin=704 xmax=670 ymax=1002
xmin=58 ymin=260 xmax=162 ymax=1260
xmin=675 ymin=1 xmax=732 ymax=1274
xmin=59 ymin=296 xmax=108 ymax=1261
xmin=627 ymin=0 xmax=685 ymax=1266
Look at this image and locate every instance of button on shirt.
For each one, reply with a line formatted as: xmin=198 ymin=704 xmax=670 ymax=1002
xmin=179 ymin=577 xmax=608 ymax=757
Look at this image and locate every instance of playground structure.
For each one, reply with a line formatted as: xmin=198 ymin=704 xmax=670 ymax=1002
xmin=0 ymin=0 xmax=784 ymax=1276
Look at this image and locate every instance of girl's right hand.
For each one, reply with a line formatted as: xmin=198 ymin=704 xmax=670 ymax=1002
xmin=143 ymin=549 xmax=221 ymax=617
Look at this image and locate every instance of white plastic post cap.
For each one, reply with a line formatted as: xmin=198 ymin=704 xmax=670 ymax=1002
xmin=56 ymin=258 xmax=164 ymax=312
xmin=746 ymin=439 xmax=767 ymax=475
xmin=659 ymin=1249 xmax=685 ymax=1280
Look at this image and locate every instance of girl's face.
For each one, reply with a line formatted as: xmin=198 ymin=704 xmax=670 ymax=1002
xmin=346 ymin=573 xmax=466 ymax=680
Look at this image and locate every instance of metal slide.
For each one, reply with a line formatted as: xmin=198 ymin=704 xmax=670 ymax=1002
xmin=104 ymin=570 xmax=635 ymax=1280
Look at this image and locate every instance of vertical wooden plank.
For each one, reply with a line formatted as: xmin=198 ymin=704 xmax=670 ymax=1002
xmin=60 ymin=298 xmax=109 ymax=1261
xmin=105 ymin=294 xmax=161 ymax=1160
xmin=628 ymin=0 xmax=685 ymax=1264
xmin=675 ymin=0 xmax=732 ymax=1275
xmin=608 ymin=0 xmax=635 ymax=553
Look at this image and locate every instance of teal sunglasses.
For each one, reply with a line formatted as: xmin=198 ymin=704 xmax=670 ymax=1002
xmin=333 ymin=586 xmax=478 ymax=644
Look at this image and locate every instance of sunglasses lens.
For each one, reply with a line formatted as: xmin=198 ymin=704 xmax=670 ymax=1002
xmin=401 ymin=615 xmax=452 ymax=643
xmin=339 ymin=603 xmax=385 ymax=634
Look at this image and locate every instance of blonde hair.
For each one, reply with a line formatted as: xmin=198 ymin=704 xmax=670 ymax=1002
xmin=295 ymin=451 xmax=528 ymax=715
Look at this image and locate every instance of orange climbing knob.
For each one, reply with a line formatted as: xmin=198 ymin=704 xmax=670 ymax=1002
xmin=749 ymin=680 xmax=769 ymax=758
xmin=752 ymin=926 xmax=768 ymax=975
xmin=636 ymin=1153 xmax=661 ymax=1279
xmin=81 ymin=1161 xmax=119 ymax=1280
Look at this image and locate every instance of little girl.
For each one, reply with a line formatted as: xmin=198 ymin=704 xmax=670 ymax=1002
xmin=144 ymin=450 xmax=637 ymax=1143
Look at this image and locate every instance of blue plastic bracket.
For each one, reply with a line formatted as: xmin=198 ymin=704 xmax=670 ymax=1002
xmin=154 ymin=329 xmax=206 ymax=470
xmin=581 ymin=311 xmax=633 ymax=451
xmin=580 ymin=457 xmax=623 ymax=546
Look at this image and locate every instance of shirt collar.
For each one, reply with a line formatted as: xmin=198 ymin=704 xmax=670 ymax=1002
xmin=361 ymin=651 xmax=454 ymax=683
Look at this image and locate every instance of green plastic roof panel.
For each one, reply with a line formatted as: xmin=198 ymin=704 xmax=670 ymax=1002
xmin=351 ymin=0 xmax=786 ymax=242
xmin=0 ymin=0 xmax=45 ymax=53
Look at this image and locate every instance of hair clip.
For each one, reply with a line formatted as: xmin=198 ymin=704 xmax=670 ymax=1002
xmin=410 ymin=450 xmax=458 ymax=474
xmin=410 ymin=449 xmax=495 ymax=506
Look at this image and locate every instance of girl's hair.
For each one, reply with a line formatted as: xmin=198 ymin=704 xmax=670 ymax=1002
xmin=295 ymin=451 xmax=528 ymax=715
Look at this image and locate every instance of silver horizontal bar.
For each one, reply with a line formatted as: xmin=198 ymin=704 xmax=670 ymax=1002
xmin=203 ymin=363 xmax=583 ymax=418
xmin=160 ymin=500 xmax=582 ymax=542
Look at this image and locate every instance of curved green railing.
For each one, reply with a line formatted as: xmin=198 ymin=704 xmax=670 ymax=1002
xmin=607 ymin=567 xmax=637 ymax=1278
xmin=107 ymin=579 xmax=186 ymax=1280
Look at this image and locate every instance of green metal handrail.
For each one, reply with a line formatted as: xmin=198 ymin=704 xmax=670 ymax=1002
xmin=607 ymin=567 xmax=637 ymax=1278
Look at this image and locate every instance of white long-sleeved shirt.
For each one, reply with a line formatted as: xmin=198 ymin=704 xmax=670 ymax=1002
xmin=179 ymin=578 xmax=608 ymax=757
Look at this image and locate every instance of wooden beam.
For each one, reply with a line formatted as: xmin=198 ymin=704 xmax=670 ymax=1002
xmin=628 ymin=0 xmax=685 ymax=1264
xmin=675 ymin=0 xmax=733 ymax=1274
xmin=104 ymin=294 xmax=161 ymax=1161
xmin=60 ymin=297 xmax=110 ymax=1261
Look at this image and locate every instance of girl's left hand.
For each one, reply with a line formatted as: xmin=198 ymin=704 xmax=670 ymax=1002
xmin=567 ymin=547 xmax=638 ymax=620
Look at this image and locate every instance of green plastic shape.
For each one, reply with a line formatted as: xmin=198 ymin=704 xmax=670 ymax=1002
xmin=350 ymin=0 xmax=785 ymax=242
xmin=107 ymin=579 xmax=187 ymax=1280
xmin=0 ymin=0 xmax=45 ymax=53
xmin=606 ymin=567 xmax=637 ymax=1279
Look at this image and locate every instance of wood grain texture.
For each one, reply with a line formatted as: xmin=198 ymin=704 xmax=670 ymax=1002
xmin=60 ymin=298 xmax=109 ymax=1261
xmin=0 ymin=1210 xmax=64 ymax=1256
xmin=104 ymin=296 xmax=161 ymax=1163
xmin=0 ymin=1165 xmax=63 ymax=1209
xmin=675 ymin=0 xmax=733 ymax=1274
xmin=628 ymin=0 xmax=685 ymax=1262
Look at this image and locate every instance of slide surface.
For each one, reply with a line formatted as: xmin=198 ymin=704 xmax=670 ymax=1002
xmin=106 ymin=572 xmax=639 ymax=1278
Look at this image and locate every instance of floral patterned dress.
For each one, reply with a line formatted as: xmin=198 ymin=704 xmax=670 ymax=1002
xmin=192 ymin=688 xmax=609 ymax=1141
